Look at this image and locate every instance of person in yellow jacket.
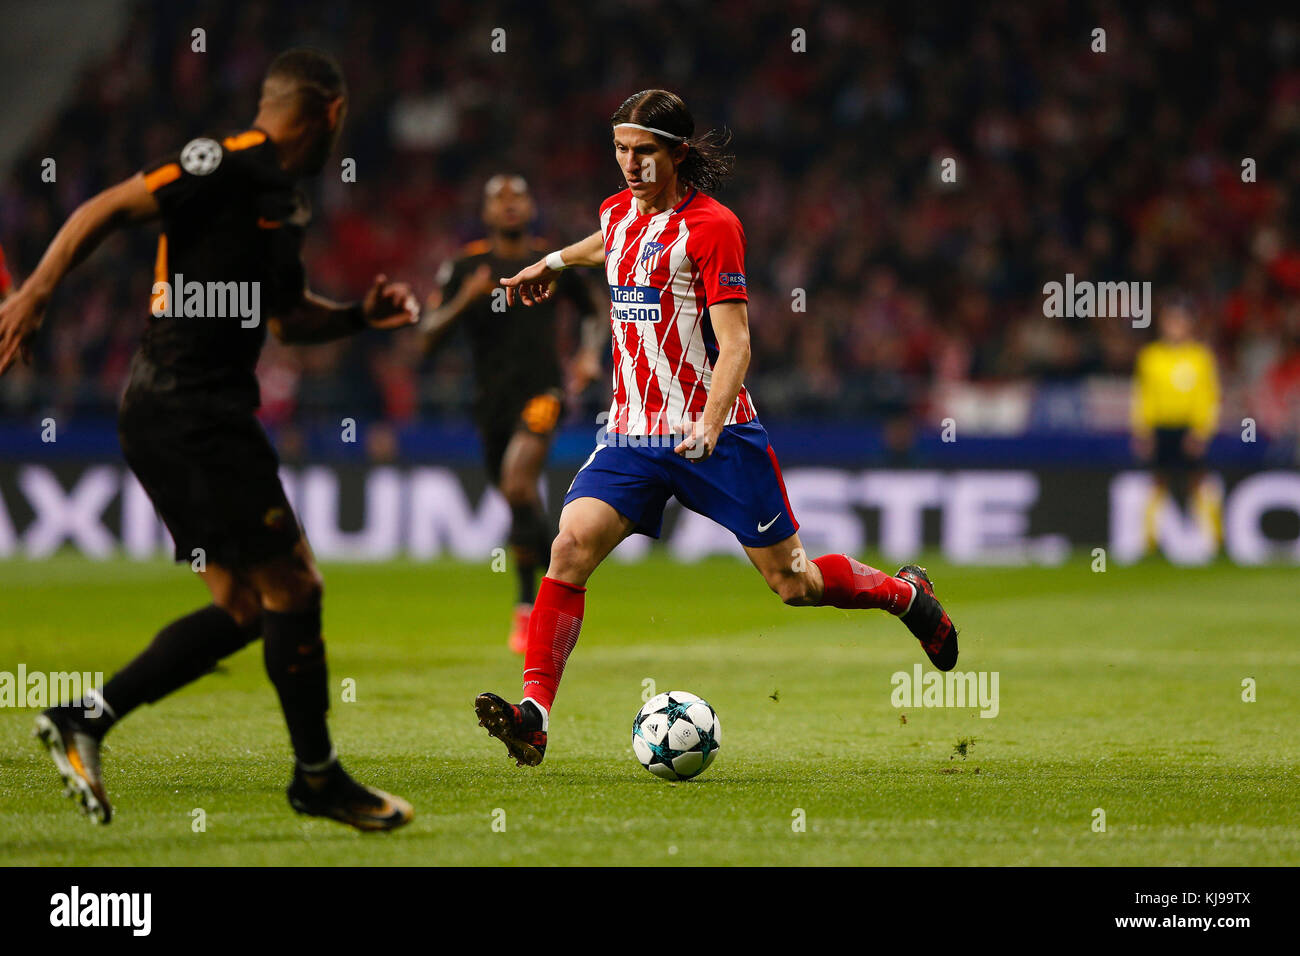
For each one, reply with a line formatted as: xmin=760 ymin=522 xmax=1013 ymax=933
xmin=1131 ymin=303 xmax=1221 ymax=552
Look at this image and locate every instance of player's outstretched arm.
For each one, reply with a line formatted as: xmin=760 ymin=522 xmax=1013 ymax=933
xmin=674 ymin=300 xmax=751 ymax=462
xmin=270 ymin=274 xmax=418 ymax=345
xmin=500 ymin=230 xmax=604 ymax=307
xmin=0 ymin=173 xmax=159 ymax=373
xmin=419 ymin=263 xmax=494 ymax=356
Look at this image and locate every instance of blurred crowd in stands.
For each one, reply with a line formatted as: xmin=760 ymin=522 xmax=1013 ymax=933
xmin=2 ymin=0 xmax=1299 ymax=441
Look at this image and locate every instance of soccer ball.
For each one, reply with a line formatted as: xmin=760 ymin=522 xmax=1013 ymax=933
xmin=632 ymin=691 xmax=721 ymax=781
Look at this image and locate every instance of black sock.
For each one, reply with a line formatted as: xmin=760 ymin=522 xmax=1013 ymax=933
xmin=89 ymin=604 xmax=260 ymax=737
xmin=509 ymin=503 xmax=550 ymax=604
xmin=262 ymin=600 xmax=333 ymax=767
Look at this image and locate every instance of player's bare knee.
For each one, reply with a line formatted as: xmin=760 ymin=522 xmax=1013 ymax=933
xmin=261 ymin=579 xmax=322 ymax=612
xmin=500 ymin=478 xmax=536 ymax=509
xmin=218 ymin=588 xmax=263 ymax=630
xmin=548 ymin=529 xmax=593 ymax=582
xmin=548 ymin=530 xmax=581 ymax=571
xmin=255 ymin=557 xmax=324 ymax=612
xmin=287 ymin=569 xmax=324 ymax=608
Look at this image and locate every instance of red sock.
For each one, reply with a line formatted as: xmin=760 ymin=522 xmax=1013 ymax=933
xmin=812 ymin=554 xmax=914 ymax=615
xmin=521 ymin=576 xmax=586 ymax=714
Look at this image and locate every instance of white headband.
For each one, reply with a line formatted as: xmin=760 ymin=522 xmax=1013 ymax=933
xmin=614 ymin=122 xmax=685 ymax=142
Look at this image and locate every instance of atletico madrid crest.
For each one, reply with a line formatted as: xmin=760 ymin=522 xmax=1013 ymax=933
xmin=639 ymin=240 xmax=665 ymax=274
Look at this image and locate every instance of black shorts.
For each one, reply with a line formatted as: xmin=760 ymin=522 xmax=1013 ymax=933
xmin=1153 ymin=426 xmax=1196 ymax=470
xmin=478 ymin=389 xmax=563 ymax=485
xmin=118 ymin=396 xmax=301 ymax=568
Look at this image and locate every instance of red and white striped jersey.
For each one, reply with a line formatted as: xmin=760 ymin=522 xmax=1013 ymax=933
xmin=599 ymin=187 xmax=757 ymax=435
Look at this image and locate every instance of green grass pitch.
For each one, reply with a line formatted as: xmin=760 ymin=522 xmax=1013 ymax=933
xmin=1 ymin=553 xmax=1297 ymax=866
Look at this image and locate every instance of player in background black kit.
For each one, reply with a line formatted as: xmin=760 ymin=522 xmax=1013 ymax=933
xmin=421 ymin=174 xmax=604 ymax=653
xmin=0 ymin=49 xmax=416 ymax=831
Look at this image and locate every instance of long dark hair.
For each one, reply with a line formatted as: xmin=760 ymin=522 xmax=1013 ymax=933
xmin=611 ymin=90 xmax=734 ymax=193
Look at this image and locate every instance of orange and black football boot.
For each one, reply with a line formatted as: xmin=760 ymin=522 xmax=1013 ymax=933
xmin=34 ymin=706 xmax=112 ymax=824
xmin=287 ymin=761 xmax=413 ymax=832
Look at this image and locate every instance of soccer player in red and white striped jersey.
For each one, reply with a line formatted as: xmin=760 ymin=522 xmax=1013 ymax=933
xmin=598 ymin=170 xmax=756 ymax=434
xmin=475 ymin=90 xmax=958 ymax=767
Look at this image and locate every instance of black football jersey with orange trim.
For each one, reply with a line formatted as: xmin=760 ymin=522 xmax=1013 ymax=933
xmin=438 ymin=240 xmax=598 ymax=425
xmin=126 ymin=128 xmax=307 ymax=411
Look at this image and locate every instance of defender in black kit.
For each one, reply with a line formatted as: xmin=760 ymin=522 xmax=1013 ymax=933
xmin=0 ymin=48 xmax=416 ymax=831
